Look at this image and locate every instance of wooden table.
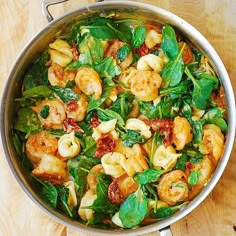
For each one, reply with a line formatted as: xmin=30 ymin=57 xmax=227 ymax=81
xmin=0 ymin=0 xmax=235 ymax=235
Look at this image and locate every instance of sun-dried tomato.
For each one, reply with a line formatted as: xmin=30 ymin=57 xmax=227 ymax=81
xmin=179 ymin=41 xmax=194 ymax=64
xmin=108 ymin=179 xmax=124 ymax=204
xmin=150 ymin=118 xmax=174 ymax=147
xmin=136 ymin=43 xmax=149 ymax=57
xmin=63 ymin=118 xmax=83 ymax=133
xmin=90 ymin=116 xmax=100 ymax=128
xmin=185 ymin=162 xmax=194 ymax=176
xmin=72 ymin=43 xmax=79 ymax=61
xmin=211 ymin=86 xmax=227 ymax=113
xmin=94 ymin=134 xmax=116 ymax=158
xmin=65 ymin=99 xmax=78 ymax=112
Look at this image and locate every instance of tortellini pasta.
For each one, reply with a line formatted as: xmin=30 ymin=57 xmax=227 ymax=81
xmin=125 ymin=118 xmax=152 ymax=139
xmin=58 ymin=131 xmax=81 ymax=159
xmin=78 ymin=189 xmax=97 ymax=221
xmin=137 ymin=54 xmax=164 ymax=73
xmin=153 ymin=145 xmax=182 ymax=170
xmin=49 ymin=39 xmax=73 ymax=67
xmin=64 ymin=181 xmax=78 ymax=209
xmin=92 ymin=119 xmax=118 ymax=141
xmin=118 ymin=67 xmax=137 ymax=89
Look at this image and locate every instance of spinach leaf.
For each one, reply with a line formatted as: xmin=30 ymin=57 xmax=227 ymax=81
xmin=203 ymin=107 xmax=227 ymax=132
xmin=14 ymin=107 xmax=43 ymax=135
xmin=150 ymin=202 xmax=187 ymax=219
xmin=109 ymin=92 xmax=134 ymax=120
xmin=161 ymin=24 xmax=179 ymax=59
xmin=39 ymin=105 xmax=50 ymax=119
xmin=32 ymin=175 xmax=57 ymax=209
xmin=117 ymin=44 xmax=131 ymax=62
xmin=185 ymin=67 xmax=214 ymax=109
xmin=116 ymin=23 xmax=132 ymax=43
xmin=131 ymin=26 xmax=147 ymax=48
xmin=141 ymin=183 xmax=158 ymax=201
xmin=55 ymin=185 xmax=73 ymax=217
xmin=88 ymin=173 xmax=118 ymax=214
xmin=87 ymin=85 xmax=115 ymax=112
xmin=12 ymin=133 xmax=34 ymax=171
xmin=191 ymin=47 xmax=202 ymax=66
xmin=119 ymin=188 xmax=148 ymax=228
xmin=65 ymin=60 xmax=81 ymax=71
xmin=117 ymin=128 xmax=147 ymax=147
xmin=77 ymin=121 xmax=93 ymax=136
xmin=79 ymin=34 xmax=104 ymax=65
xmin=67 ymin=156 xmax=96 ymax=199
xmin=181 ymin=101 xmax=192 ymax=119
xmin=97 ymin=107 xmax=125 ymax=127
xmin=51 ymin=85 xmax=79 ymax=103
xmin=192 ymin=120 xmax=204 ymax=145
xmin=188 ymin=169 xmax=201 ymax=185
xmin=23 ymin=51 xmax=49 ymax=90
xmin=133 ymin=169 xmax=168 ymax=184
xmin=174 ymin=154 xmax=189 ymax=171
xmin=81 ymin=136 xmax=96 ymax=157
xmin=197 ymin=73 xmax=219 ymax=90
xmin=22 ymin=85 xmax=54 ymax=99
xmin=138 ymin=100 xmax=158 ymax=120
xmin=161 ymin=43 xmax=185 ymax=88
xmin=84 ymin=18 xmax=117 ymax=40
xmin=95 ymin=56 xmax=121 ymax=79
xmin=159 ymin=80 xmax=191 ymax=96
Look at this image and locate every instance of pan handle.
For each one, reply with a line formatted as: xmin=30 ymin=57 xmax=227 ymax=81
xmin=159 ymin=226 xmax=173 ymax=236
xmin=42 ymin=0 xmax=104 ymax=22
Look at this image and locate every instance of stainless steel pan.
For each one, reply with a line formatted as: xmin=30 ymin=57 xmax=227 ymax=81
xmin=1 ymin=1 xmax=235 ymax=235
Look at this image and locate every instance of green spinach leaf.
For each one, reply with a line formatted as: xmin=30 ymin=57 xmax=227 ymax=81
xmin=22 ymin=85 xmax=53 ymax=98
xmin=97 ymin=107 xmax=125 ymax=127
xmin=117 ymin=128 xmax=146 ymax=147
xmin=161 ymin=43 xmax=185 ymax=88
xmin=117 ymin=44 xmax=131 ymax=62
xmin=131 ymin=26 xmax=147 ymax=48
xmin=23 ymin=51 xmax=49 ymax=90
xmin=51 ymin=85 xmax=79 ymax=103
xmin=95 ymin=56 xmax=121 ymax=79
xmin=188 ymin=169 xmax=201 ymax=185
xmin=55 ymin=185 xmax=73 ymax=217
xmin=133 ymin=169 xmax=168 ymax=184
xmin=67 ymin=156 xmax=96 ymax=199
xmin=161 ymin=24 xmax=179 ymax=59
xmin=185 ymin=67 xmax=214 ymax=109
xmin=39 ymin=105 xmax=50 ymax=119
xmin=14 ymin=107 xmax=43 ymax=135
xmin=119 ymin=188 xmax=148 ymax=228
xmin=174 ymin=154 xmax=189 ymax=171
xmin=32 ymin=175 xmax=58 ymax=209
xmin=79 ymin=34 xmax=104 ymax=65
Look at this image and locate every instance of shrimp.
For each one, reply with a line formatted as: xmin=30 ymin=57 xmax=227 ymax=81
xmin=199 ymin=124 xmax=225 ymax=163
xmin=130 ymin=71 xmax=162 ymax=101
xmin=158 ymin=170 xmax=189 ymax=205
xmin=87 ymin=164 xmax=105 ymax=190
xmin=25 ymin=130 xmax=58 ymax=164
xmin=48 ymin=63 xmax=77 ymax=88
xmin=172 ymin=116 xmax=193 ymax=150
xmin=108 ymin=174 xmax=138 ymax=204
xmin=64 ymin=181 xmax=78 ymax=209
xmin=145 ymin=29 xmax=162 ymax=49
xmin=187 ymin=156 xmax=214 ymax=200
xmin=65 ymin=94 xmax=88 ymax=122
xmin=33 ymin=99 xmax=66 ymax=129
xmin=75 ymin=66 xmax=102 ymax=100
xmin=78 ymin=189 xmax=97 ymax=221
xmin=32 ymin=154 xmax=67 ymax=183
xmin=105 ymin=39 xmax=133 ymax=70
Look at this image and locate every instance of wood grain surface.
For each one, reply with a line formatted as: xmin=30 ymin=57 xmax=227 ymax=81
xmin=0 ymin=0 xmax=235 ymax=236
